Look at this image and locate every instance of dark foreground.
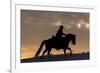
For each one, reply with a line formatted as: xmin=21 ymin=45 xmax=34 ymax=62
xmin=21 ymin=53 xmax=89 ymax=63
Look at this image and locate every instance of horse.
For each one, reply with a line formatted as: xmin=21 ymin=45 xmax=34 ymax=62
xmin=35 ymin=33 xmax=76 ymax=58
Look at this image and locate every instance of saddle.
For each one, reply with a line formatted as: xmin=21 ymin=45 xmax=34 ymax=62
xmin=51 ymin=35 xmax=65 ymax=42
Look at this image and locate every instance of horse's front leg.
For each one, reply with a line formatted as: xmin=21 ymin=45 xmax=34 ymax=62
xmin=68 ymin=47 xmax=72 ymax=56
xmin=63 ymin=48 xmax=67 ymax=55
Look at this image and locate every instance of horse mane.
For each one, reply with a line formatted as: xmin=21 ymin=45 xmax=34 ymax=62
xmin=67 ymin=33 xmax=75 ymax=36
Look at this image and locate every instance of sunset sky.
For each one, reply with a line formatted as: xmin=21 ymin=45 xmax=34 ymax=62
xmin=21 ymin=10 xmax=89 ymax=59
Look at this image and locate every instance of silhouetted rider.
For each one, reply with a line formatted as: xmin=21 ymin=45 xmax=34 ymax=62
xmin=56 ymin=25 xmax=66 ymax=38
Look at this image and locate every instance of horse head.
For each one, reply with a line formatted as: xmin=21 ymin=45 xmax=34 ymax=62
xmin=65 ymin=33 xmax=76 ymax=45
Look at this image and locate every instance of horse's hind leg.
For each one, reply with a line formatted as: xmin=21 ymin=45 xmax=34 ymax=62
xmin=47 ymin=48 xmax=51 ymax=56
xmin=41 ymin=49 xmax=47 ymax=58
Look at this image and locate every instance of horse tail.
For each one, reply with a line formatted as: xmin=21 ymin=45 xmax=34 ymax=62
xmin=35 ymin=40 xmax=46 ymax=57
